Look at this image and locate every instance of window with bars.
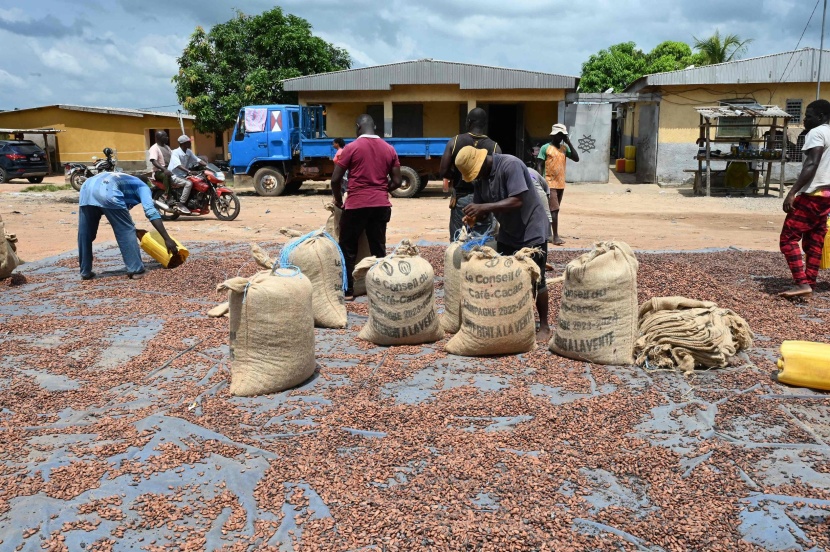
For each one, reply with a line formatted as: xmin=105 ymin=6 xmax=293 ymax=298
xmin=786 ymin=99 xmax=803 ymax=124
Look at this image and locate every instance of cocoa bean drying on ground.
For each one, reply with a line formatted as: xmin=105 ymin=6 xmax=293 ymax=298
xmin=0 ymin=242 xmax=829 ymax=551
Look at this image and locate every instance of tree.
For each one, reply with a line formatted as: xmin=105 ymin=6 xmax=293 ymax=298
xmin=579 ymin=41 xmax=705 ymax=93
xmin=174 ymin=8 xmax=351 ymax=134
xmin=579 ymin=42 xmax=647 ymax=93
xmin=692 ymin=30 xmax=752 ymax=65
xmin=646 ymin=41 xmax=706 ymax=73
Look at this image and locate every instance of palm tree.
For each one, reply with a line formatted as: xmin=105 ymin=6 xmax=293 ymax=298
xmin=693 ymin=30 xmax=753 ymax=64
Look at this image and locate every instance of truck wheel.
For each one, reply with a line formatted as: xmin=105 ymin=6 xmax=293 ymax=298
xmin=253 ymin=167 xmax=286 ymax=196
xmin=417 ymin=176 xmax=429 ymax=192
xmin=390 ymin=166 xmax=421 ymax=198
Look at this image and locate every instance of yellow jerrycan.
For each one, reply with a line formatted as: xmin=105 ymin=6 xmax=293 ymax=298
xmin=776 ymin=340 xmax=830 ymax=391
xmin=137 ymin=229 xmax=189 ymax=268
xmin=820 ymin=218 xmax=830 ymax=270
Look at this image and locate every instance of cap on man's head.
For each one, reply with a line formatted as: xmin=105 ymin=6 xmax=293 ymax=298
xmin=177 ymin=135 xmax=191 ymax=144
xmin=549 ymin=123 xmax=568 ymax=136
xmin=455 ymin=146 xmax=488 ymax=183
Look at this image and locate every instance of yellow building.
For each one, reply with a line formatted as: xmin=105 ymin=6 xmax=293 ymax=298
xmin=623 ymin=48 xmax=828 ymax=183
xmin=283 ymin=59 xmax=578 ymax=161
xmin=0 ymin=105 xmax=224 ymax=173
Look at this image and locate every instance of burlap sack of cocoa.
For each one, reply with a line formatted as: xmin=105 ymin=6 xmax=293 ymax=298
xmin=549 ymin=241 xmax=639 ymax=365
xmin=0 ymin=215 xmax=20 ymax=280
xmin=440 ymin=228 xmax=470 ymax=334
xmin=359 ymin=240 xmax=443 ymax=346
xmin=445 ymin=246 xmax=540 ymax=356
xmin=325 ymin=202 xmax=371 ymax=296
xmin=218 ymin=266 xmax=315 ymax=397
xmin=279 ymin=228 xmax=347 ymax=329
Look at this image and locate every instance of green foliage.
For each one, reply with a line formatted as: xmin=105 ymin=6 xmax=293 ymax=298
xmin=693 ymin=30 xmax=753 ymax=64
xmin=21 ymin=184 xmax=73 ymax=192
xmin=174 ymin=8 xmax=351 ymax=134
xmin=579 ymin=42 xmax=646 ymax=93
xmin=580 ymin=39 xmax=714 ymax=92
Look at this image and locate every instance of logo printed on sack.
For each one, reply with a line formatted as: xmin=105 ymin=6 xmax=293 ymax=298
xmin=398 ymin=261 xmax=411 ymax=275
xmin=504 ymin=258 xmax=513 ymax=268
xmin=485 ymin=258 xmax=500 ymax=268
xmin=381 ymin=262 xmax=394 ymax=277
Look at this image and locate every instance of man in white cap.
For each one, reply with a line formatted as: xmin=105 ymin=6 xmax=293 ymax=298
xmin=535 ymin=123 xmax=579 ymax=246
xmin=167 ymin=135 xmax=206 ymax=214
xmin=455 ymin=145 xmax=553 ymax=341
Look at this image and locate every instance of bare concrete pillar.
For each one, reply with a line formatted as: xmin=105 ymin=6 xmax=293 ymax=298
xmin=383 ymin=99 xmax=393 ymax=138
xmin=467 ymin=99 xmax=476 ymax=114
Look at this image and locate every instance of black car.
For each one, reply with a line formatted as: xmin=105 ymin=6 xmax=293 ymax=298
xmin=0 ymin=140 xmax=49 ymax=184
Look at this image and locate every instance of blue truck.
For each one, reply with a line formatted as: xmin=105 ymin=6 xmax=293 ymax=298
xmin=228 ymin=105 xmax=449 ymax=197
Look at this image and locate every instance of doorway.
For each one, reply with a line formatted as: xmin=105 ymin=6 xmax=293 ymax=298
xmin=486 ymin=104 xmax=522 ymax=158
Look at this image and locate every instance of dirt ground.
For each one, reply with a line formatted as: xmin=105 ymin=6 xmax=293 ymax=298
xmin=1 ymin=175 xmax=788 ymax=262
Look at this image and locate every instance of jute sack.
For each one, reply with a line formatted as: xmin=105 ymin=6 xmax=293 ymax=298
xmin=440 ymin=229 xmax=470 ymax=334
xmin=359 ymin=240 xmax=443 ymax=346
xmin=325 ymin=202 xmax=372 ymax=296
xmin=218 ymin=265 xmax=315 ymax=397
xmin=353 ymin=256 xmax=376 ymax=296
xmin=445 ymin=246 xmax=540 ymax=356
xmin=549 ymin=241 xmax=639 ymax=365
xmin=279 ymin=228 xmax=348 ymax=329
xmin=0 ymin=215 xmax=20 ymax=279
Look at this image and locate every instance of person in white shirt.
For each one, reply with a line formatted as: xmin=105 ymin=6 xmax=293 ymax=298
xmin=779 ymin=99 xmax=830 ymax=298
xmin=147 ymin=130 xmax=173 ymax=188
xmin=167 ymin=135 xmax=206 ymax=214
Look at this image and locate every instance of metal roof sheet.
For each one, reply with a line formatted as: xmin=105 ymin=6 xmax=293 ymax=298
xmin=695 ymin=104 xmax=790 ymax=119
xmin=0 ymin=104 xmax=194 ymax=120
xmin=283 ymin=59 xmax=577 ymax=91
xmin=626 ymin=48 xmax=830 ymax=91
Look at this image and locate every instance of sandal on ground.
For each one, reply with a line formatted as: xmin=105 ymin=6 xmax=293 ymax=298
xmin=81 ymin=272 xmax=96 ymax=281
xmin=128 ymin=271 xmax=146 ymax=280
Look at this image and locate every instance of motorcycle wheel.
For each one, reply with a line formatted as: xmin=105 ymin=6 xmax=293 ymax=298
xmin=212 ymin=193 xmax=240 ymax=221
xmin=70 ymin=172 xmax=86 ymax=191
xmin=152 ymin=189 xmax=180 ymax=221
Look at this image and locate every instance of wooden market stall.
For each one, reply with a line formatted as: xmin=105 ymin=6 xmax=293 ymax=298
xmin=692 ymin=104 xmax=791 ymax=197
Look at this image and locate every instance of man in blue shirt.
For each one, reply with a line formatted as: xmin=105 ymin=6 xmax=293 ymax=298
xmin=78 ymin=172 xmax=178 ymax=280
xmin=455 ymin=145 xmax=553 ymax=341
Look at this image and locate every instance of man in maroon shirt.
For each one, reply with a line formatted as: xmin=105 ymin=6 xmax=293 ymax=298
xmin=331 ymin=114 xmax=402 ymax=299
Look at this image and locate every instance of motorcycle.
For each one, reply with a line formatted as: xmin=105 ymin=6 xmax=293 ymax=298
xmin=149 ymin=163 xmax=240 ymax=221
xmin=66 ymin=147 xmax=117 ymax=191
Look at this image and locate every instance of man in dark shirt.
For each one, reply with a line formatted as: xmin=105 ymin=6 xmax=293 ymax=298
xmin=331 ymin=114 xmax=402 ymax=299
xmin=455 ymin=145 xmax=553 ymax=341
xmin=439 ymin=108 xmax=501 ymax=240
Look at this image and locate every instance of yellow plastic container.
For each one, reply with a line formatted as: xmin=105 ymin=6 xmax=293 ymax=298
xmin=821 ymin=218 xmax=830 ymax=270
xmin=777 ymin=340 xmax=830 ymax=391
xmin=625 ymin=145 xmax=637 ymax=160
xmin=625 ymin=159 xmax=636 ymax=173
xmin=139 ymin=230 xmax=189 ymax=268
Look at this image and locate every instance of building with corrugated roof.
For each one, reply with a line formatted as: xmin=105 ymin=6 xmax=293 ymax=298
xmin=283 ymin=59 xmax=579 ymax=161
xmin=0 ymin=105 xmax=223 ymax=173
xmin=622 ymin=48 xmax=828 ymax=184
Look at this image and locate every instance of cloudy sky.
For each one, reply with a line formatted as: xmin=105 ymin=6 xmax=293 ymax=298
xmin=0 ymin=0 xmax=825 ymax=112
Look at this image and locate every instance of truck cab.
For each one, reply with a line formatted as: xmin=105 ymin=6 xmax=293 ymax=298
xmin=229 ymin=104 xmax=447 ymax=197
